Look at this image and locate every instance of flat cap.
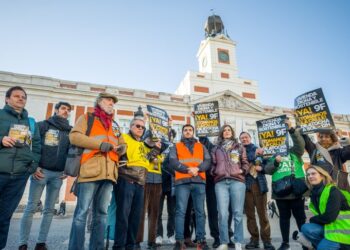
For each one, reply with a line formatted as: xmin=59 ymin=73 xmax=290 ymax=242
xmin=97 ymin=92 xmax=118 ymax=103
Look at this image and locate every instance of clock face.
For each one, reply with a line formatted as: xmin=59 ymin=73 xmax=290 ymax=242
xmin=218 ymin=50 xmax=230 ymax=63
xmin=202 ymin=57 xmax=207 ymax=67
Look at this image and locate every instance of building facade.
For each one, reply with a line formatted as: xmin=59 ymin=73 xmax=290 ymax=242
xmin=1 ymin=15 xmax=349 ymax=204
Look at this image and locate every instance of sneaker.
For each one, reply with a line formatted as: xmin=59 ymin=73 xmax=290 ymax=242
xmin=18 ymin=245 xmax=28 ymax=250
xmin=217 ymin=244 xmax=228 ymax=250
xmin=235 ymin=242 xmax=242 ymax=250
xmin=169 ymin=235 xmax=176 ymax=244
xmin=156 ymin=236 xmax=163 ymax=245
xmin=263 ymin=242 xmax=276 ymax=250
xmin=245 ymin=240 xmax=259 ymax=249
xmin=173 ymin=240 xmax=186 ymax=250
xmin=34 ymin=243 xmax=48 ymax=250
xmin=196 ymin=240 xmax=209 ymax=250
xmin=212 ymin=238 xmax=220 ymax=248
xmin=292 ymin=231 xmax=313 ymax=249
xmin=277 ymin=242 xmax=290 ymax=250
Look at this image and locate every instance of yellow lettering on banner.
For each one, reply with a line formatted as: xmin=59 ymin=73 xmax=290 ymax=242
xmin=196 ymin=120 xmax=219 ymax=127
xmin=296 ymin=107 xmax=312 ymax=116
xmin=152 ymin=123 xmax=168 ymax=135
xmin=259 ymin=130 xmax=275 ymax=139
xmin=150 ymin=116 xmax=161 ymax=124
xmin=299 ymin=111 xmax=328 ymax=124
xmin=195 ymin=114 xmax=209 ymax=121
xmin=262 ymin=137 xmax=286 ymax=147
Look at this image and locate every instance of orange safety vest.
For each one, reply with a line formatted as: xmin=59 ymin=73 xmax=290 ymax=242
xmin=81 ymin=115 xmax=119 ymax=164
xmin=175 ymin=142 xmax=206 ymax=181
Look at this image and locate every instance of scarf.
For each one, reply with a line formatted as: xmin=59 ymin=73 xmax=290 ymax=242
xmin=221 ymin=139 xmax=234 ymax=152
xmin=48 ymin=115 xmax=72 ymax=131
xmin=93 ymin=106 xmax=113 ymax=130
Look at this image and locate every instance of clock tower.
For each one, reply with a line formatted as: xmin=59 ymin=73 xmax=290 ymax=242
xmin=176 ymin=14 xmax=260 ymax=103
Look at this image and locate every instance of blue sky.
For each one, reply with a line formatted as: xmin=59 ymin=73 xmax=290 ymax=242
xmin=1 ymin=1 xmax=349 ymax=114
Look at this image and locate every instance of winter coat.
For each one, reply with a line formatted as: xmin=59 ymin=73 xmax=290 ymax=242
xmin=244 ymin=143 xmax=269 ymax=194
xmin=303 ymin=134 xmax=350 ymax=174
xmin=211 ymin=140 xmax=249 ymax=183
xmin=169 ymin=137 xmax=211 ymax=186
xmin=264 ymin=128 xmax=306 ymax=200
xmin=69 ymin=114 xmax=125 ymax=183
xmin=0 ymin=104 xmax=41 ymax=175
xmin=37 ymin=115 xmax=72 ymax=172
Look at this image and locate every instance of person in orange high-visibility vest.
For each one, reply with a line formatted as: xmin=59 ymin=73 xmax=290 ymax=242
xmin=68 ymin=92 xmax=125 ymax=250
xmin=168 ymin=124 xmax=211 ymax=250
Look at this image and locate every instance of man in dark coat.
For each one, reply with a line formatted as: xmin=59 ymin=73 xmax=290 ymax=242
xmin=0 ymin=86 xmax=41 ymax=249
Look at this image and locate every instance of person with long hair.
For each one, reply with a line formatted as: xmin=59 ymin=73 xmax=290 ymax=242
xmin=211 ymin=125 xmax=249 ymax=250
xmin=300 ymin=165 xmax=350 ymax=250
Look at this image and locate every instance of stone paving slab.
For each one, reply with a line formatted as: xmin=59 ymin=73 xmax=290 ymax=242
xmin=6 ymin=212 xmax=306 ymax=249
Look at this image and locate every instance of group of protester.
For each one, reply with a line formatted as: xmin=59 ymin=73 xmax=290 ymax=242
xmin=0 ymin=86 xmax=349 ymax=250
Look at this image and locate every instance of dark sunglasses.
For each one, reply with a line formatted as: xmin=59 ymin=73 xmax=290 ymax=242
xmin=134 ymin=124 xmax=146 ymax=130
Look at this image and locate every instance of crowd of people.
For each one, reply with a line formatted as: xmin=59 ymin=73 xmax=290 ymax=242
xmin=0 ymin=86 xmax=350 ymax=250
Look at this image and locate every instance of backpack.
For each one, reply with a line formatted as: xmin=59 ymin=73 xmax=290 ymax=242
xmin=64 ymin=113 xmax=94 ymax=177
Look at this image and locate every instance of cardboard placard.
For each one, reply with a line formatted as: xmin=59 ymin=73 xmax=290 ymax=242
xmin=194 ymin=101 xmax=220 ymax=137
xmin=146 ymin=105 xmax=169 ymax=141
xmin=294 ymin=88 xmax=335 ymax=133
xmin=256 ymin=115 xmax=288 ymax=156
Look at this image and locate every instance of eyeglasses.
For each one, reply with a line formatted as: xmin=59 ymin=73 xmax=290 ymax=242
xmin=134 ymin=124 xmax=146 ymax=130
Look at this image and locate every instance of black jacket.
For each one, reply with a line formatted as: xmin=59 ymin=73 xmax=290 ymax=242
xmin=244 ymin=143 xmax=269 ymax=194
xmin=169 ymin=137 xmax=211 ymax=186
xmin=37 ymin=115 xmax=71 ymax=172
xmin=310 ymin=183 xmax=350 ymax=225
xmin=303 ymin=134 xmax=350 ymax=173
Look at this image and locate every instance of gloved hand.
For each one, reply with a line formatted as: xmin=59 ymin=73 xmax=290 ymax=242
xmin=116 ymin=144 xmax=127 ymax=155
xmin=100 ymin=142 xmax=114 ymax=152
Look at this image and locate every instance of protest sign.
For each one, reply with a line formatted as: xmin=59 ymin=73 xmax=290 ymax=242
xmin=294 ymin=88 xmax=335 ymax=133
xmin=256 ymin=115 xmax=288 ymax=156
xmin=146 ymin=105 xmax=169 ymax=141
xmin=194 ymin=101 xmax=220 ymax=137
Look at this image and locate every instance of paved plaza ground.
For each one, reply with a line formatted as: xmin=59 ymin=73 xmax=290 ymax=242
xmin=6 ymin=210 xmax=306 ymax=249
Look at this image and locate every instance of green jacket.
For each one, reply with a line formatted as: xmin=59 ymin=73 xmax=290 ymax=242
xmin=264 ymin=127 xmax=306 ymax=200
xmin=0 ymin=105 xmax=41 ymax=175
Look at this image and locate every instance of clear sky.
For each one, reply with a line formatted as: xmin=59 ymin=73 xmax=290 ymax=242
xmin=1 ymin=1 xmax=349 ymax=114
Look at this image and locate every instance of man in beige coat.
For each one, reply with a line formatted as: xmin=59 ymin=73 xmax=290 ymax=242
xmin=68 ymin=93 xmax=125 ymax=250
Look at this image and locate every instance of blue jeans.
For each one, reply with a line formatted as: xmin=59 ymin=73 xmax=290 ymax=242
xmin=301 ymin=223 xmax=340 ymax=250
xmin=175 ymin=183 xmax=206 ymax=241
xmin=68 ymin=180 xmax=113 ymax=250
xmin=0 ymin=173 xmax=29 ymax=249
xmin=19 ymin=169 xmax=63 ymax=245
xmin=114 ymin=177 xmax=144 ymax=249
xmin=215 ymin=179 xmax=245 ymax=244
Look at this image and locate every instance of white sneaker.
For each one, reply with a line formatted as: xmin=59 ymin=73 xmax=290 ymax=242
xmin=155 ymin=236 xmax=163 ymax=245
xmin=235 ymin=242 xmax=242 ymax=250
xmin=168 ymin=235 xmax=176 ymax=244
xmin=216 ymin=244 xmax=228 ymax=250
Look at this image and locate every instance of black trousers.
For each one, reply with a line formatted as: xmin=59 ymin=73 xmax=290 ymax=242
xmin=276 ymin=198 xmax=306 ymax=243
xmin=157 ymin=191 xmax=176 ymax=238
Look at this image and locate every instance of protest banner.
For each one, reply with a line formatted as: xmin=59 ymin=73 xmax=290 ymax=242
xmin=294 ymin=88 xmax=335 ymax=133
xmin=194 ymin=101 xmax=220 ymax=137
xmin=146 ymin=105 xmax=169 ymax=141
xmin=256 ymin=115 xmax=288 ymax=156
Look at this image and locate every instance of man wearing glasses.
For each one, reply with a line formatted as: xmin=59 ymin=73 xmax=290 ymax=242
xmin=113 ymin=116 xmax=161 ymax=250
